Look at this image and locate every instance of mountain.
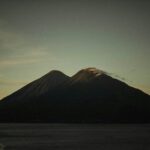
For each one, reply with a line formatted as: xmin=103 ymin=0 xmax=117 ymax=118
xmin=1 ymin=70 xmax=69 ymax=103
xmin=0 ymin=67 xmax=150 ymax=123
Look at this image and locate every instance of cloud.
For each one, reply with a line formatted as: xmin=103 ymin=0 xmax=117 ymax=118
xmin=0 ymin=21 xmax=50 ymax=66
xmin=0 ymin=79 xmax=28 ymax=86
xmin=0 ymin=20 xmax=60 ymax=71
xmin=0 ymin=58 xmax=39 ymax=67
xmin=0 ymin=90 xmax=9 ymax=99
xmin=0 ymin=28 xmax=49 ymax=68
xmin=130 ymin=83 xmax=150 ymax=95
xmin=0 ymin=79 xmax=29 ymax=99
xmin=108 ymin=72 xmax=126 ymax=81
xmin=0 ymin=29 xmax=25 ymax=52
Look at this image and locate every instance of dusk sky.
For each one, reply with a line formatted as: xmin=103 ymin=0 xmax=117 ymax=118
xmin=0 ymin=0 xmax=150 ymax=99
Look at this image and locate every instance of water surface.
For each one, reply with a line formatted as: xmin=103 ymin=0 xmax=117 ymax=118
xmin=0 ymin=124 xmax=150 ymax=150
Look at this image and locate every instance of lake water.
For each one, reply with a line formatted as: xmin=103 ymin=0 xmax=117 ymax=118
xmin=0 ymin=124 xmax=150 ymax=150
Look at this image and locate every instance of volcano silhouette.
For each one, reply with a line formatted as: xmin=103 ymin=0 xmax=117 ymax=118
xmin=0 ymin=68 xmax=150 ymax=123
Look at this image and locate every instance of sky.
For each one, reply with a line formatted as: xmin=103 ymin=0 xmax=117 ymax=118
xmin=0 ymin=0 xmax=150 ymax=99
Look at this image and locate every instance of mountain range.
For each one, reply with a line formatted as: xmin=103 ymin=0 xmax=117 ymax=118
xmin=0 ymin=67 xmax=150 ymax=123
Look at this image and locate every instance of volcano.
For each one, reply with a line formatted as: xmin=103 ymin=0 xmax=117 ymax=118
xmin=0 ymin=67 xmax=150 ymax=123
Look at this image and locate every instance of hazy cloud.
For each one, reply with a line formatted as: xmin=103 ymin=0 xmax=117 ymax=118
xmin=0 ymin=27 xmax=50 ymax=68
xmin=108 ymin=72 xmax=126 ymax=81
xmin=0 ymin=58 xmax=40 ymax=67
xmin=0 ymin=79 xmax=28 ymax=86
xmin=0 ymin=79 xmax=29 ymax=99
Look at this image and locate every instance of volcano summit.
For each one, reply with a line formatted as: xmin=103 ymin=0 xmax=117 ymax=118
xmin=0 ymin=68 xmax=150 ymax=123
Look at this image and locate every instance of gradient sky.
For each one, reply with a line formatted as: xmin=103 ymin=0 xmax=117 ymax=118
xmin=0 ymin=0 xmax=150 ymax=99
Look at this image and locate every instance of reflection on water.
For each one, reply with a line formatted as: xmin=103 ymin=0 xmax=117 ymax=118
xmin=0 ymin=124 xmax=150 ymax=150
xmin=0 ymin=143 xmax=5 ymax=150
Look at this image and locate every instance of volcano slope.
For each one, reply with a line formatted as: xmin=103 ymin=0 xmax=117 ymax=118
xmin=0 ymin=68 xmax=150 ymax=123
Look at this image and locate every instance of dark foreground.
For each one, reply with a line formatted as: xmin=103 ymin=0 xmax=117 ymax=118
xmin=0 ymin=124 xmax=150 ymax=150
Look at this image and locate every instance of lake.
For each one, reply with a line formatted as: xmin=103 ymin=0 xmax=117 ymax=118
xmin=0 ymin=124 xmax=150 ymax=150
